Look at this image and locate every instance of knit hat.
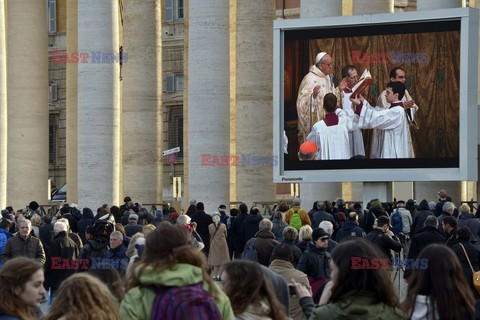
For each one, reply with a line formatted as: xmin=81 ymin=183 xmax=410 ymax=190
xmin=312 ymin=228 xmax=329 ymax=241
xmin=155 ymin=210 xmax=163 ymax=218
xmin=28 ymin=201 xmax=39 ymax=211
xmin=370 ymin=199 xmax=382 ymax=208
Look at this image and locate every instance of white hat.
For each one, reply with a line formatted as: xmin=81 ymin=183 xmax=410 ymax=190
xmin=315 ymin=52 xmax=327 ymax=64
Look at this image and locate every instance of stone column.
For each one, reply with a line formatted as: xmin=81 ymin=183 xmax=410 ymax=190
xmin=66 ymin=0 xmax=78 ymax=204
xmin=414 ymin=0 xmax=462 ymax=205
xmin=187 ymin=0 xmax=229 ymax=213
xmin=353 ymin=0 xmax=392 ymax=14
xmin=122 ymin=0 xmax=162 ymax=204
xmin=77 ymin=0 xmax=121 ymax=209
xmin=7 ymin=0 xmax=49 ymax=208
xmin=232 ymin=0 xmax=276 ymax=207
xmin=301 ymin=0 xmax=342 ymax=17
xmin=417 ymin=0 xmax=461 ymax=10
xmin=0 ymin=0 xmax=6 ymax=209
xmin=299 ymin=0 xmax=343 ymax=207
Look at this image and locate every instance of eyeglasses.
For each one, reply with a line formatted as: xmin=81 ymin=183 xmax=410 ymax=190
xmin=321 ymin=62 xmax=333 ymax=67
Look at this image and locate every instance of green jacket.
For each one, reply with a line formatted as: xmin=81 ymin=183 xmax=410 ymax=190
xmin=120 ymin=263 xmax=235 ymax=320
xmin=311 ymin=290 xmax=406 ymax=320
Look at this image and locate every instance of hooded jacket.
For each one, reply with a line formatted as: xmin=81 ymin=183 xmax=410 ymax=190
xmin=120 ymin=263 xmax=234 ymax=320
xmin=241 ymin=214 xmax=262 ymax=246
xmin=301 ymin=290 xmax=405 ymax=320
xmin=77 ymin=208 xmax=94 ymax=244
xmin=411 ymin=200 xmax=433 ymax=235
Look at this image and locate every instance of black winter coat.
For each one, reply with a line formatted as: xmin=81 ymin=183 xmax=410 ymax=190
xmin=366 ymin=229 xmax=402 ymax=261
xmin=45 ymin=232 xmax=79 ymax=291
xmin=191 ymin=211 xmax=214 ymax=255
xmin=241 ymin=215 xmax=262 ymax=247
xmin=336 ymin=221 xmax=366 ymax=243
xmin=297 ymin=242 xmax=331 ymax=280
xmin=407 ymin=226 xmax=446 ymax=260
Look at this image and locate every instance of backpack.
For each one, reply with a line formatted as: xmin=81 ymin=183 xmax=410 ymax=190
xmin=242 ymin=238 xmax=258 ymax=262
xmin=289 ymin=209 xmax=303 ymax=231
xmin=151 ymin=283 xmax=222 ymax=320
xmin=391 ymin=209 xmax=403 ymax=234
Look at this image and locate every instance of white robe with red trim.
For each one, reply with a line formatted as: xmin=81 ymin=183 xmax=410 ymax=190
xmin=306 ymin=109 xmax=352 ymax=160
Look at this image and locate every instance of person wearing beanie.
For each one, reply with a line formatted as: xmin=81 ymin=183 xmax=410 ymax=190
xmin=364 ymin=199 xmax=388 ymax=234
xmin=191 ymin=202 xmax=213 ymax=256
xmin=270 ymin=243 xmax=311 ymax=320
xmin=297 ymin=228 xmax=331 ymax=301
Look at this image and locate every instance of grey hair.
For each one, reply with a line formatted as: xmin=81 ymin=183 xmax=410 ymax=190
xmin=58 ymin=217 xmax=69 ymax=228
xmin=54 ymin=221 xmax=68 ymax=234
xmin=259 ymin=219 xmax=273 ymax=231
xmin=316 ymin=201 xmax=326 ymax=211
xmin=428 ymin=201 xmax=436 ymax=211
xmin=110 ymin=231 xmax=123 ymax=240
xmin=319 ymin=221 xmax=333 ymax=235
xmin=424 ymin=215 xmax=438 ymax=228
xmin=442 ymin=202 xmax=455 ymax=213
xmin=18 ymin=218 xmax=32 ymax=228
xmin=292 ymin=197 xmax=301 ymax=206
xmin=299 ymin=225 xmax=313 ymax=242
xmin=177 ymin=214 xmax=191 ymax=225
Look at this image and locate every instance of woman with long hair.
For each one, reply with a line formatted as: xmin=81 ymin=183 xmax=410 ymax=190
xmin=121 ymin=223 xmax=234 ymax=319
xmin=293 ymin=238 xmax=404 ymax=319
xmin=222 ymin=260 xmax=288 ymax=320
xmin=207 ymin=212 xmax=230 ymax=280
xmin=0 ymin=257 xmax=45 ymax=320
xmin=402 ymin=244 xmax=475 ymax=319
xmin=46 ymin=273 xmax=120 ymax=320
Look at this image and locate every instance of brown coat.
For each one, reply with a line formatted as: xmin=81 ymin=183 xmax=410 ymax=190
xmin=253 ymin=230 xmax=280 ymax=266
xmin=207 ymin=223 xmax=230 ymax=267
xmin=269 ymin=259 xmax=311 ymax=320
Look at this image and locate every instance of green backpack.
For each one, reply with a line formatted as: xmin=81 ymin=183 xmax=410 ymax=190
xmin=289 ymin=209 xmax=302 ymax=230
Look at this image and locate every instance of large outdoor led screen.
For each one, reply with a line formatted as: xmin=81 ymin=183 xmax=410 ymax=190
xmin=273 ymin=8 xmax=478 ymax=183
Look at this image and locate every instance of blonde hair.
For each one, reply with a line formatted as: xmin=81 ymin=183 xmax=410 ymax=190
xmin=142 ymin=224 xmax=156 ymax=236
xmin=46 ymin=273 xmax=120 ymax=320
xmin=30 ymin=214 xmax=42 ymax=227
xmin=212 ymin=212 xmax=221 ymax=225
xmin=126 ymin=233 xmax=145 ymax=258
xmin=298 ymin=225 xmax=313 ymax=242
xmin=460 ymin=204 xmax=471 ymax=215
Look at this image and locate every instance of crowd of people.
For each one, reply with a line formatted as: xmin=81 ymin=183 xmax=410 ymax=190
xmin=0 ymin=190 xmax=479 ymax=319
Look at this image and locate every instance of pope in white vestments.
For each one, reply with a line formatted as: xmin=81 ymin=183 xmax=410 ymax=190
xmin=352 ymin=82 xmax=413 ymax=159
xmin=306 ymin=93 xmax=352 ymax=160
xmin=296 ymin=52 xmax=343 ymax=143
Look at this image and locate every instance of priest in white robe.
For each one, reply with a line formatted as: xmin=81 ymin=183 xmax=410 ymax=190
xmin=351 ymin=82 xmax=414 ymax=159
xmin=341 ymin=65 xmax=365 ymax=157
xmin=296 ymin=52 xmax=346 ymax=143
xmin=306 ymin=93 xmax=352 ymax=160
xmin=371 ymin=67 xmax=418 ymax=158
